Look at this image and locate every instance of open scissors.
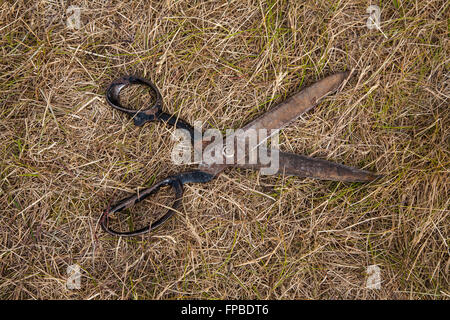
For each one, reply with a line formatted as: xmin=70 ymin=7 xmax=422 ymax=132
xmin=100 ymin=72 xmax=379 ymax=236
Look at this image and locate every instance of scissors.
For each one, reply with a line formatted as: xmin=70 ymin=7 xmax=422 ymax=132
xmin=100 ymin=72 xmax=379 ymax=236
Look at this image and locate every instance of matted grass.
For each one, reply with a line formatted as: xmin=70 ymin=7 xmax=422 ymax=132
xmin=0 ymin=0 xmax=448 ymax=299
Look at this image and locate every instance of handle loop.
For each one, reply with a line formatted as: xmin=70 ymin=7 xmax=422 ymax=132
xmin=106 ymin=75 xmax=195 ymax=138
xmin=100 ymin=175 xmax=183 ymax=237
xmin=100 ymin=171 xmax=214 ymax=237
xmin=106 ymin=75 xmax=163 ymax=126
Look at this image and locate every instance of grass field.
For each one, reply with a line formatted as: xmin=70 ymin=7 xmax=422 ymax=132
xmin=0 ymin=0 xmax=448 ymax=299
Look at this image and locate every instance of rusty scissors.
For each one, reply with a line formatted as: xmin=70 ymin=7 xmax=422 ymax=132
xmin=100 ymin=72 xmax=378 ymax=236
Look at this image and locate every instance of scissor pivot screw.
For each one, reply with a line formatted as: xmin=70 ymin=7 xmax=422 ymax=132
xmin=222 ymin=145 xmax=234 ymax=158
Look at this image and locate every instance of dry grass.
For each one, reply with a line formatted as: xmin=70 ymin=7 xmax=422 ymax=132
xmin=0 ymin=0 xmax=448 ymax=299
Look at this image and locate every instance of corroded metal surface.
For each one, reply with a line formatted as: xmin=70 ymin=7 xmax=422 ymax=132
xmin=240 ymin=72 xmax=350 ymax=131
xmin=235 ymin=149 xmax=378 ymax=182
xmin=199 ymin=72 xmax=355 ymax=178
xmin=101 ymin=72 xmax=379 ymax=236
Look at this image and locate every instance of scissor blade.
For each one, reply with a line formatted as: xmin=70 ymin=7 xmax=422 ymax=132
xmin=198 ymin=72 xmax=351 ymax=176
xmin=237 ymin=149 xmax=379 ymax=182
xmin=240 ymin=71 xmax=349 ymax=132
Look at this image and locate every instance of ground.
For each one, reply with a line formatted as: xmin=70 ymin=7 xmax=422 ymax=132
xmin=0 ymin=0 xmax=448 ymax=299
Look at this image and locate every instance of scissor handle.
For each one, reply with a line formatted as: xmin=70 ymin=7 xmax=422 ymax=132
xmin=100 ymin=171 xmax=214 ymax=237
xmin=106 ymin=75 xmax=195 ymax=137
xmin=106 ymin=75 xmax=164 ymax=126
